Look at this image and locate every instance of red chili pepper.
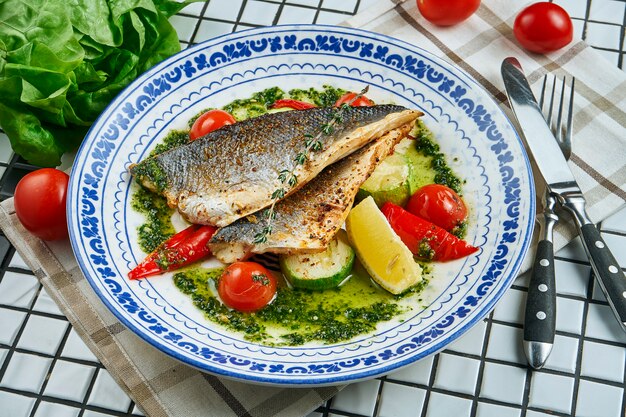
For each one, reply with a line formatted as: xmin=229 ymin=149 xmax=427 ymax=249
xmin=334 ymin=92 xmax=374 ymax=107
xmin=269 ymin=99 xmax=317 ymax=110
xmin=128 ymin=224 xmax=216 ymax=280
xmin=381 ymin=202 xmax=478 ymax=262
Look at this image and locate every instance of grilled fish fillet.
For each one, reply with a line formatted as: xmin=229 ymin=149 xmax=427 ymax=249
xmin=208 ymin=118 xmax=419 ymax=263
xmin=130 ymin=106 xmax=420 ymax=227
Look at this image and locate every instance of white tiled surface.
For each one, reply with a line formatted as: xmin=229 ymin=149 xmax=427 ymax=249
xmin=580 ymin=340 xmax=626 ymax=382
xmin=476 ymin=402 xmax=521 ymax=417
xmin=16 ymin=315 xmax=69 ymax=355
xmin=576 ymin=380 xmax=625 ymax=417
xmin=0 ymin=134 xmax=12 ymax=165
xmin=0 ymin=352 xmax=52 ymax=393
xmin=331 ymin=379 xmax=380 ymax=416
xmin=426 ymin=392 xmax=473 ymax=417
xmin=378 ymin=383 xmax=426 ymax=417
xmin=44 ymin=361 xmax=96 ymax=402
xmin=480 ymin=362 xmax=527 ymax=405
xmin=86 ymin=371 xmax=132 ymax=412
xmin=0 ymin=391 xmax=35 ymax=417
xmin=433 ymin=353 xmax=480 ymax=395
xmin=544 ymin=335 xmax=579 ymax=374
xmin=61 ymin=329 xmax=99 ymax=362
xmin=0 ymin=271 xmax=39 ymax=308
xmin=33 ymin=402 xmax=80 ymax=417
xmin=1 ymin=1 xmax=625 ymax=417
xmin=528 ymin=373 xmax=575 ymax=414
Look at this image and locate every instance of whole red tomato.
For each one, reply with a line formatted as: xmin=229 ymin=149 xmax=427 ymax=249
xmin=417 ymin=0 xmax=481 ymax=26
xmin=189 ymin=109 xmax=236 ymax=140
xmin=14 ymin=168 xmax=69 ymax=241
xmin=406 ymin=184 xmax=468 ymax=232
xmin=514 ymin=2 xmax=573 ymax=53
xmin=218 ymin=262 xmax=277 ymax=312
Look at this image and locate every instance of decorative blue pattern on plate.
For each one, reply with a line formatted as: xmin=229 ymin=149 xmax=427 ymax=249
xmin=68 ymin=25 xmax=535 ymax=386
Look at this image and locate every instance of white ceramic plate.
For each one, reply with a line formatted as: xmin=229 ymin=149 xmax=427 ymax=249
xmin=68 ymin=25 xmax=535 ymax=386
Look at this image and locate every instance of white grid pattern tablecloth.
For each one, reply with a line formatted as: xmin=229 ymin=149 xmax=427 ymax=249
xmin=0 ymin=1 xmax=625 ymax=416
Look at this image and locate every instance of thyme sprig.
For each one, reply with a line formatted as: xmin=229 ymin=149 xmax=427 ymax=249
xmin=253 ymin=86 xmax=370 ymax=244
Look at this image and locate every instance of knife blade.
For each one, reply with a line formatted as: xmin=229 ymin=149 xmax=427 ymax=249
xmin=501 ymin=57 xmax=626 ymax=336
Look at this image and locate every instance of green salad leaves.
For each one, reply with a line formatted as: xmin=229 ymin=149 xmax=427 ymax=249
xmin=0 ymin=0 xmax=192 ymax=166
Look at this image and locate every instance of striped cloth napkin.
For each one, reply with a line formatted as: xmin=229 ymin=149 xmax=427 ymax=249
xmin=0 ymin=1 xmax=624 ymax=416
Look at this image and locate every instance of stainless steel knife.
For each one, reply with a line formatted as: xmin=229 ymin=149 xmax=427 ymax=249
xmin=501 ymin=58 xmax=626 ymax=341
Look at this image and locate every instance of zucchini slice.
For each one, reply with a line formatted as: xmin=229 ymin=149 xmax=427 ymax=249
xmin=356 ymin=150 xmax=411 ymax=207
xmin=279 ymin=230 xmax=355 ymax=290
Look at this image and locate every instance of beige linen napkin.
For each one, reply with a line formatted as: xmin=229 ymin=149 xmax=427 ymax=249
xmin=1 ymin=1 xmax=625 ymax=416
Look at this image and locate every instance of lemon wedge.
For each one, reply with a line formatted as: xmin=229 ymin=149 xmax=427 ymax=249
xmin=346 ymin=196 xmax=423 ymax=294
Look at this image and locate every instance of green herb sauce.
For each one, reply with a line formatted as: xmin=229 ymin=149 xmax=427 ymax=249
xmin=132 ymin=130 xmax=190 ymax=195
xmin=191 ymin=85 xmax=346 ymax=122
xmin=149 ymin=129 xmax=189 ymax=157
xmin=131 ymin=186 xmax=175 ymax=253
xmin=172 ymin=262 xmax=426 ymax=346
xmin=287 ymin=85 xmax=346 ymax=107
xmin=412 ymin=120 xmax=463 ymax=194
xmin=221 ymin=86 xmax=283 ymax=121
xmin=132 ymin=159 xmax=168 ymax=193
xmin=131 ymin=86 xmax=464 ymax=345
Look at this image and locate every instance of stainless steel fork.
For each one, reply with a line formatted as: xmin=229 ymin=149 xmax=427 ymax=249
xmin=523 ymin=75 xmax=575 ymax=370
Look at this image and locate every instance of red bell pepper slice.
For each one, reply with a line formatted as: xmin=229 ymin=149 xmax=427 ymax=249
xmin=381 ymin=202 xmax=478 ymax=262
xmin=334 ymin=92 xmax=374 ymax=107
xmin=269 ymin=99 xmax=317 ymax=110
xmin=128 ymin=224 xmax=216 ymax=280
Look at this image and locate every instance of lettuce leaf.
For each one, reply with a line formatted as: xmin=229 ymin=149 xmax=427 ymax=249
xmin=0 ymin=0 xmax=194 ymax=167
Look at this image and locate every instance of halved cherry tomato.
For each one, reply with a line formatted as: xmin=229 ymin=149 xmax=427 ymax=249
xmin=417 ymin=0 xmax=481 ymax=26
xmin=406 ymin=184 xmax=467 ymax=232
xmin=189 ymin=109 xmax=236 ymax=140
xmin=334 ymin=92 xmax=374 ymax=107
xmin=218 ymin=262 xmax=277 ymax=312
xmin=14 ymin=168 xmax=69 ymax=241
xmin=382 ymin=202 xmax=478 ymax=261
xmin=514 ymin=2 xmax=573 ymax=53
xmin=270 ymin=99 xmax=317 ymax=110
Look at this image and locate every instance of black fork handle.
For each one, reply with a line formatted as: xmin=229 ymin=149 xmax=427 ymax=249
xmin=560 ymin=195 xmax=626 ymax=332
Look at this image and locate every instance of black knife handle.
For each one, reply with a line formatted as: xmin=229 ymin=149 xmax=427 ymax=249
xmin=524 ymin=239 xmax=557 ymax=343
xmin=560 ymin=196 xmax=626 ymax=332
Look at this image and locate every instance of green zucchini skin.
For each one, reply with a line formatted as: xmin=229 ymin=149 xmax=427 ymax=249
xmin=279 ymin=230 xmax=355 ymax=290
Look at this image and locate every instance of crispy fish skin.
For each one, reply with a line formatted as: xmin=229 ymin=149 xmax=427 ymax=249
xmin=208 ymin=118 xmax=419 ymax=263
xmin=130 ymin=106 xmax=420 ymax=227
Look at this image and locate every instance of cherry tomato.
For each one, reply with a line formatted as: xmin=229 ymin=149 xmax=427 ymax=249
xmin=218 ymin=262 xmax=277 ymax=312
xmin=416 ymin=0 xmax=481 ymax=26
xmin=14 ymin=168 xmax=69 ymax=241
xmin=189 ymin=109 xmax=236 ymax=140
xmin=514 ymin=2 xmax=573 ymax=53
xmin=334 ymin=92 xmax=374 ymax=107
xmin=406 ymin=184 xmax=467 ymax=232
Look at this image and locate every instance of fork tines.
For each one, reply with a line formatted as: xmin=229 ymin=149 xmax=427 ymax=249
xmin=538 ymin=75 xmax=575 ymax=159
